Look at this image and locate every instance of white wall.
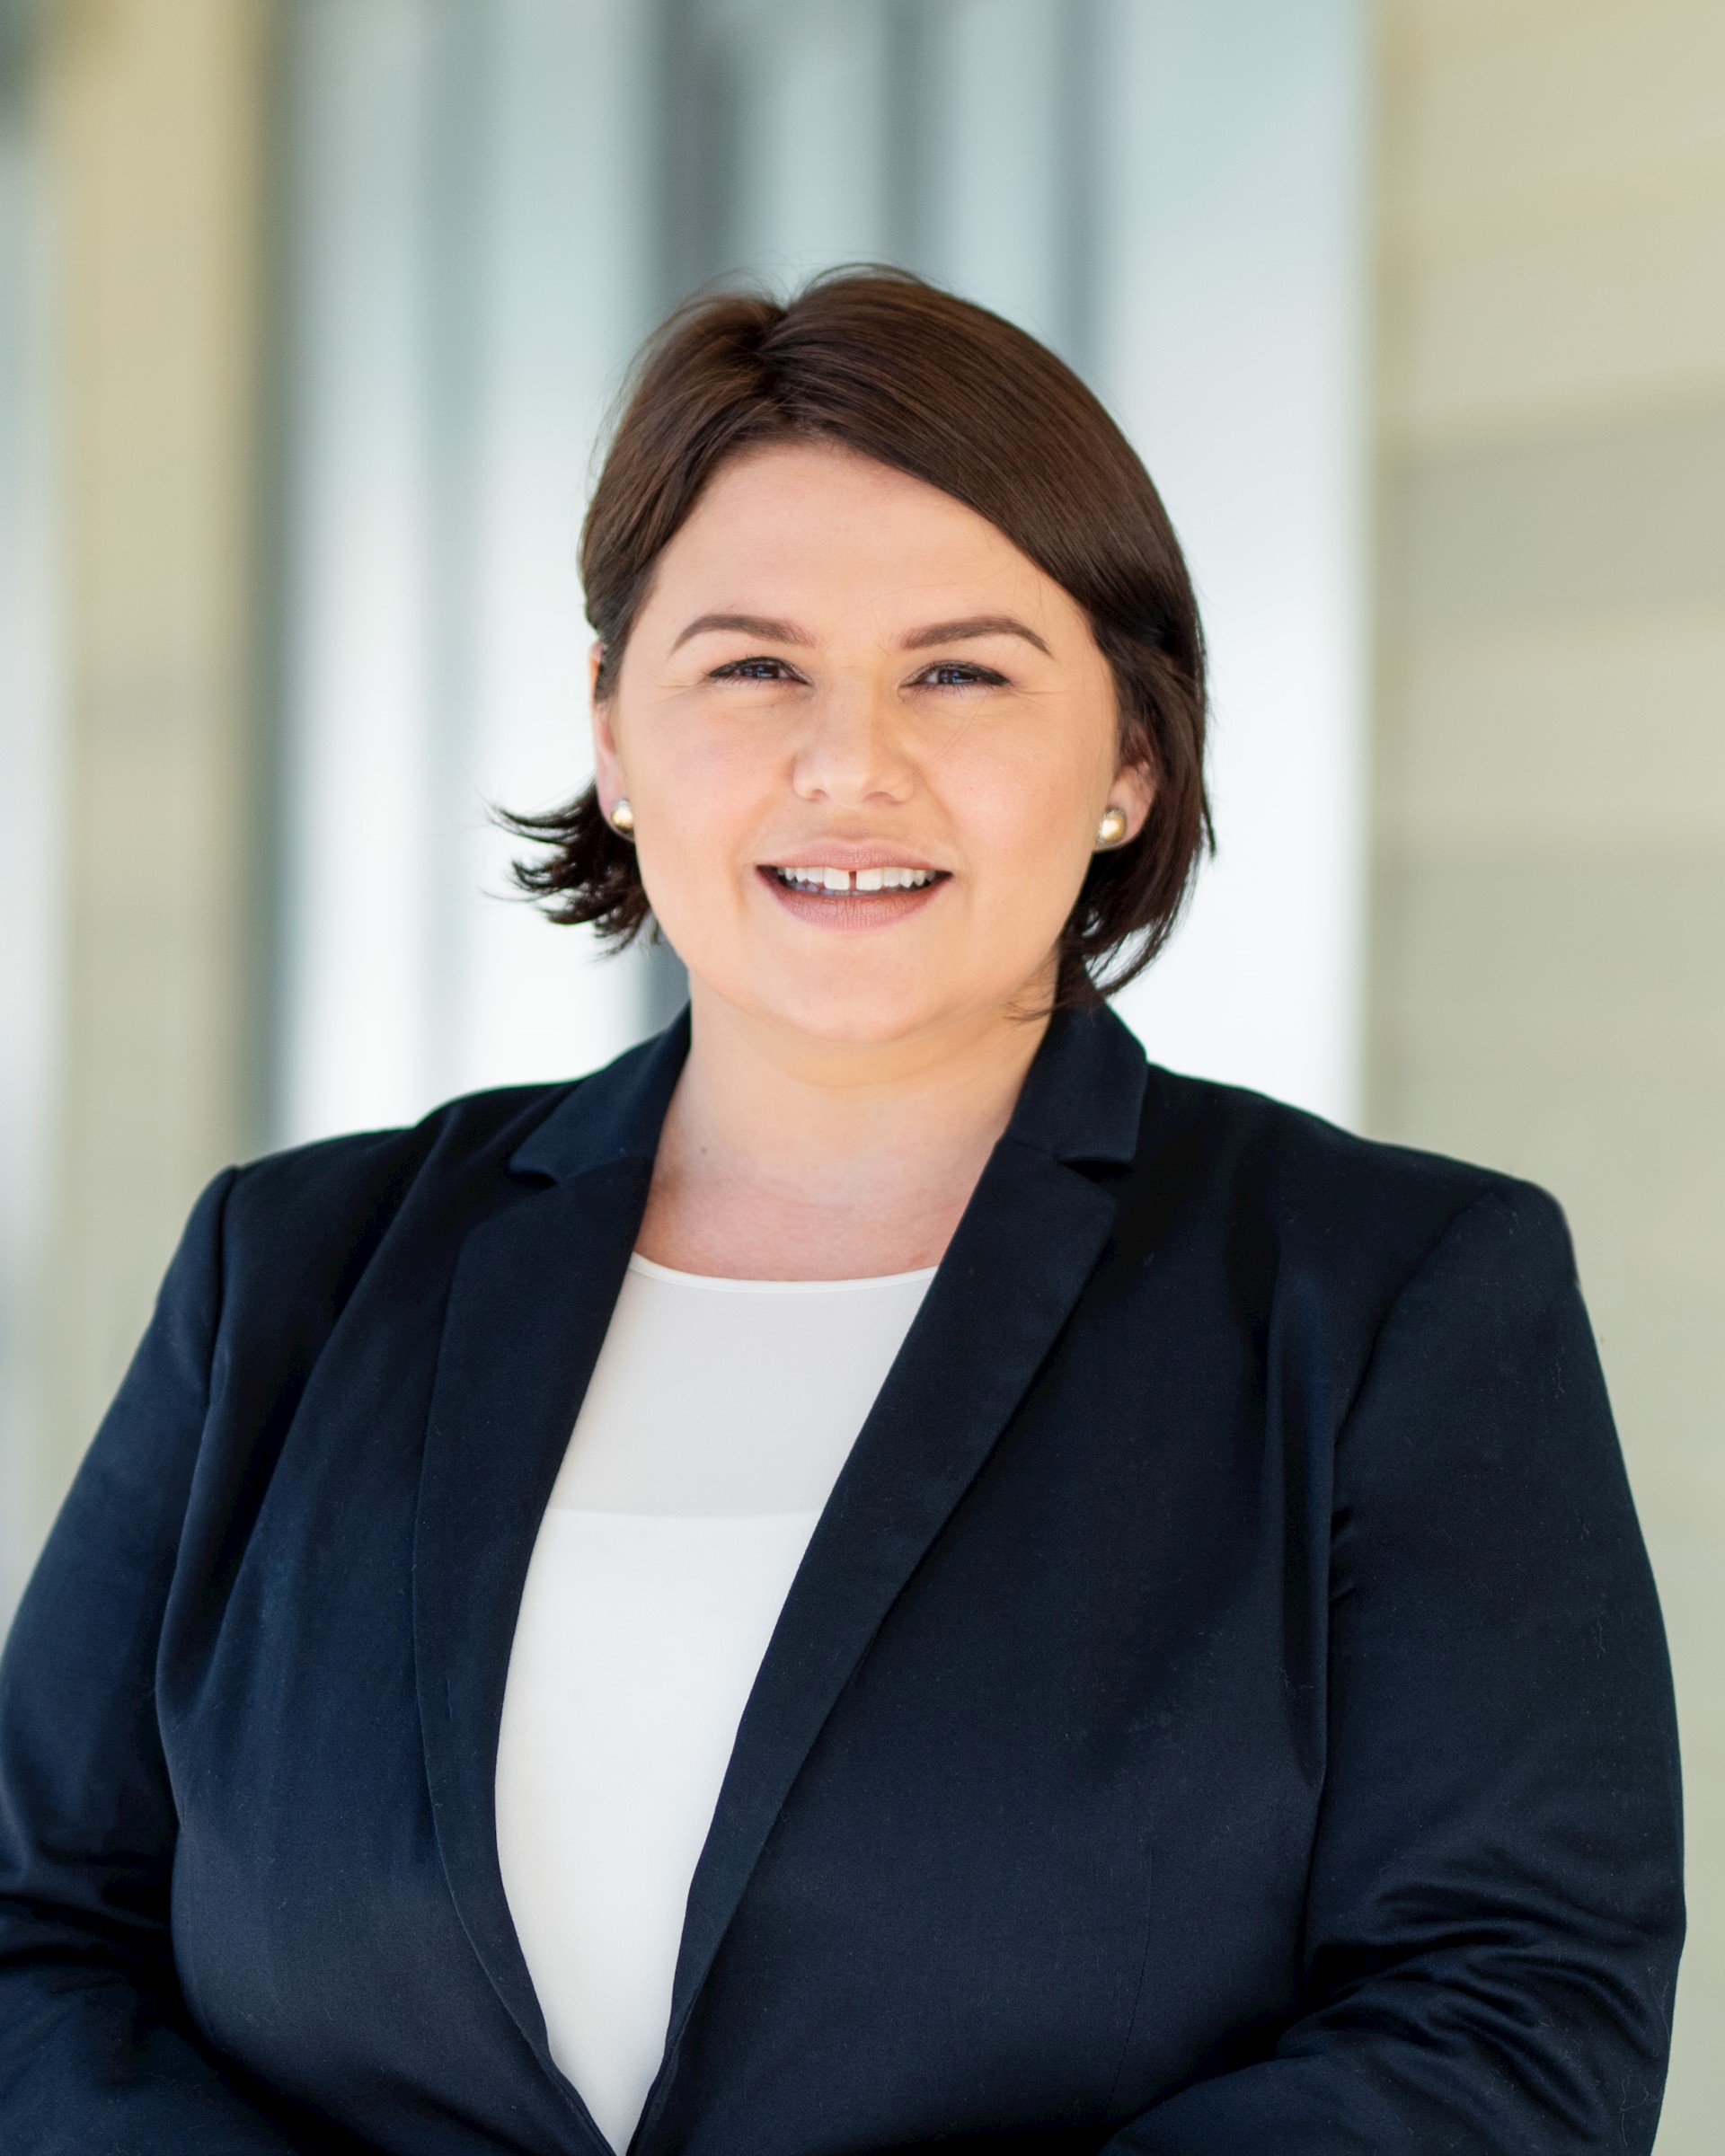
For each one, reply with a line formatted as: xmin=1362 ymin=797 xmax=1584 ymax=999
xmin=0 ymin=70 xmax=60 ymax=1617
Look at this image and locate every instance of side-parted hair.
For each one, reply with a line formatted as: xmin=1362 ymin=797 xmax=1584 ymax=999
xmin=507 ymin=267 xmax=1210 ymax=1003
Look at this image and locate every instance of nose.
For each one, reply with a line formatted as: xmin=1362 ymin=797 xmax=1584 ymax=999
xmin=790 ymin=670 xmax=916 ymax=809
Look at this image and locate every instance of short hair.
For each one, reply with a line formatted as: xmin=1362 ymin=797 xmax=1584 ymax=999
xmin=507 ymin=268 xmax=1210 ymax=1003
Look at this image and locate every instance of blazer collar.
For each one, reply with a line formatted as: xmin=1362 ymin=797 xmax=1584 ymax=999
xmin=1000 ymin=998 xmax=1148 ymax=1167
xmin=509 ymin=1004 xmax=693 ymax=1182
xmin=511 ymin=997 xmax=1147 ymax=1187
xmin=415 ymin=999 xmax=1147 ymax=2152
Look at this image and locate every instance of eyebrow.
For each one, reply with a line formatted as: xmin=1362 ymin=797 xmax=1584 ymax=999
xmin=901 ymin=614 xmax=1052 ymax=658
xmin=670 ymin=613 xmax=810 ymax=651
xmin=671 ymin=610 xmax=1052 ymax=658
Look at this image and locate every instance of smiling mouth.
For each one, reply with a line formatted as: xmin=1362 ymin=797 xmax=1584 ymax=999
xmin=766 ymin=864 xmax=947 ymax=895
xmin=757 ymin=862 xmax=951 ymax=929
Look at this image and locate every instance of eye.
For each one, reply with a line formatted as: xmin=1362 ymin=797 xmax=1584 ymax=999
xmin=710 ymin=655 xmax=801 ymax=683
xmin=916 ymin=661 xmax=1008 ymax=689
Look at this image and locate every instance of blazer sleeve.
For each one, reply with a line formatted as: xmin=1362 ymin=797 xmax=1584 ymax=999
xmin=0 ymin=1173 xmax=370 ymax=2154
xmin=1104 ymin=1183 xmax=1684 ymax=2156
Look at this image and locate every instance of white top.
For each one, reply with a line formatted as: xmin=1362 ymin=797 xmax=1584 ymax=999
xmin=494 ymin=1252 xmax=934 ymax=2154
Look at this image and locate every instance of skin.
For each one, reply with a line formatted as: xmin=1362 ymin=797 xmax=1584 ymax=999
xmin=590 ymin=440 xmax=1154 ymax=1280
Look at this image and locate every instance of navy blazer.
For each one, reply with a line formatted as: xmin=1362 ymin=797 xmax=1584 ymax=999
xmin=0 ymin=1007 xmax=1683 ymax=2154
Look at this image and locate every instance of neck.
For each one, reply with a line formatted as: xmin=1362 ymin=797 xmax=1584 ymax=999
xmin=635 ymin=984 xmax=1052 ymax=1279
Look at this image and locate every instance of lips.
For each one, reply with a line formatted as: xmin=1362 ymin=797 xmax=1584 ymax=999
xmin=756 ymin=860 xmax=950 ymax=927
xmin=769 ymin=865 xmax=942 ymax=894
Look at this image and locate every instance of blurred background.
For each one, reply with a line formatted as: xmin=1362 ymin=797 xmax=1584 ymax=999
xmin=0 ymin=0 xmax=1718 ymax=2139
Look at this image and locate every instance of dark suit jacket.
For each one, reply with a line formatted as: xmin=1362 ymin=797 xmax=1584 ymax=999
xmin=0 ymin=1007 xmax=1683 ymax=2154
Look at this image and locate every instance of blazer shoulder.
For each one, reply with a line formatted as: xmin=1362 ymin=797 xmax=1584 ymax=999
xmin=1132 ymin=1061 xmax=1573 ymax=1294
xmin=217 ymin=1078 xmax=585 ymax=1296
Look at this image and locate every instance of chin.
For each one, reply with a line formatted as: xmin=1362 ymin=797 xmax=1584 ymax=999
xmin=764 ymin=985 xmax=953 ymax=1048
xmin=719 ymin=957 xmax=966 ymax=1049
xmin=683 ymin=928 xmax=1046 ymax=1049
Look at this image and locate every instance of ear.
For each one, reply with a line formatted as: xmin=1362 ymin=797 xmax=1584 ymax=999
xmin=588 ymin=641 xmax=625 ymax=804
xmin=1109 ymin=758 xmax=1157 ymax=842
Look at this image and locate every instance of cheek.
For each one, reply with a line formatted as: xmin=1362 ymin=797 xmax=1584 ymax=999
xmin=948 ymin=721 xmax=1101 ymax=882
xmin=632 ymin=715 xmax=779 ymax=908
xmin=641 ymin=710 xmax=752 ymax=812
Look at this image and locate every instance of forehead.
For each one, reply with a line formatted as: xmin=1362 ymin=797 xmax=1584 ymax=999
xmin=641 ymin=440 xmax=1075 ymax=635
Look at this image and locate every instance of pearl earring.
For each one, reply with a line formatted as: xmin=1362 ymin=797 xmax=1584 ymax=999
xmin=1095 ymin=805 xmax=1129 ymax=849
xmin=609 ymin=798 xmax=635 ymax=836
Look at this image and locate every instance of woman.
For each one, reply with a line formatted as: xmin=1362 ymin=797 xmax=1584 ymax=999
xmin=0 ymin=272 xmax=1683 ymax=2154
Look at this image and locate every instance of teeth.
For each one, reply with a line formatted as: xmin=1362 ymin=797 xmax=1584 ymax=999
xmin=774 ymin=866 xmax=938 ymax=892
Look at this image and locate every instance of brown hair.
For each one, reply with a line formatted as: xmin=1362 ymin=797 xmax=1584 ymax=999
xmin=507 ymin=267 xmax=1210 ymax=1003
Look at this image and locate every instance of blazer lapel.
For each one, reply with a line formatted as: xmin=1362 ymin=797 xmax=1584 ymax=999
xmin=411 ymin=999 xmax=1148 ymax=2143
xmin=412 ymin=1017 xmax=690 ymax=2098
xmin=642 ymin=1007 xmax=1149 ymax=2133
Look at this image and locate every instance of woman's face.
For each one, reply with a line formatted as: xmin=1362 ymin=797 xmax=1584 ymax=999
xmin=593 ymin=441 xmax=1153 ymax=1051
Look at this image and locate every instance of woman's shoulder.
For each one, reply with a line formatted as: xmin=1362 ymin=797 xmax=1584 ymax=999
xmin=220 ymin=1018 xmax=684 ymax=1253
xmin=232 ymin=1076 xmax=579 ymax=1208
xmin=210 ymin=1077 xmax=588 ymax=1311
xmin=1130 ymin=1060 xmax=1577 ymax=1314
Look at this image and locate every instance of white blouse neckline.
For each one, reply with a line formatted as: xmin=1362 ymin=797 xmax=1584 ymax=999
xmin=626 ymin=1250 xmax=939 ymax=1294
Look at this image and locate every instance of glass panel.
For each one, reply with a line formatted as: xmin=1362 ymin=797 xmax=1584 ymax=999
xmin=272 ymin=0 xmax=662 ymax=1146
xmin=706 ymin=0 xmax=894 ymax=281
xmin=275 ymin=0 xmax=446 ymax=1143
xmin=1101 ymin=0 xmax=1367 ymax=1122
xmin=916 ymin=0 xmax=1083 ymax=358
